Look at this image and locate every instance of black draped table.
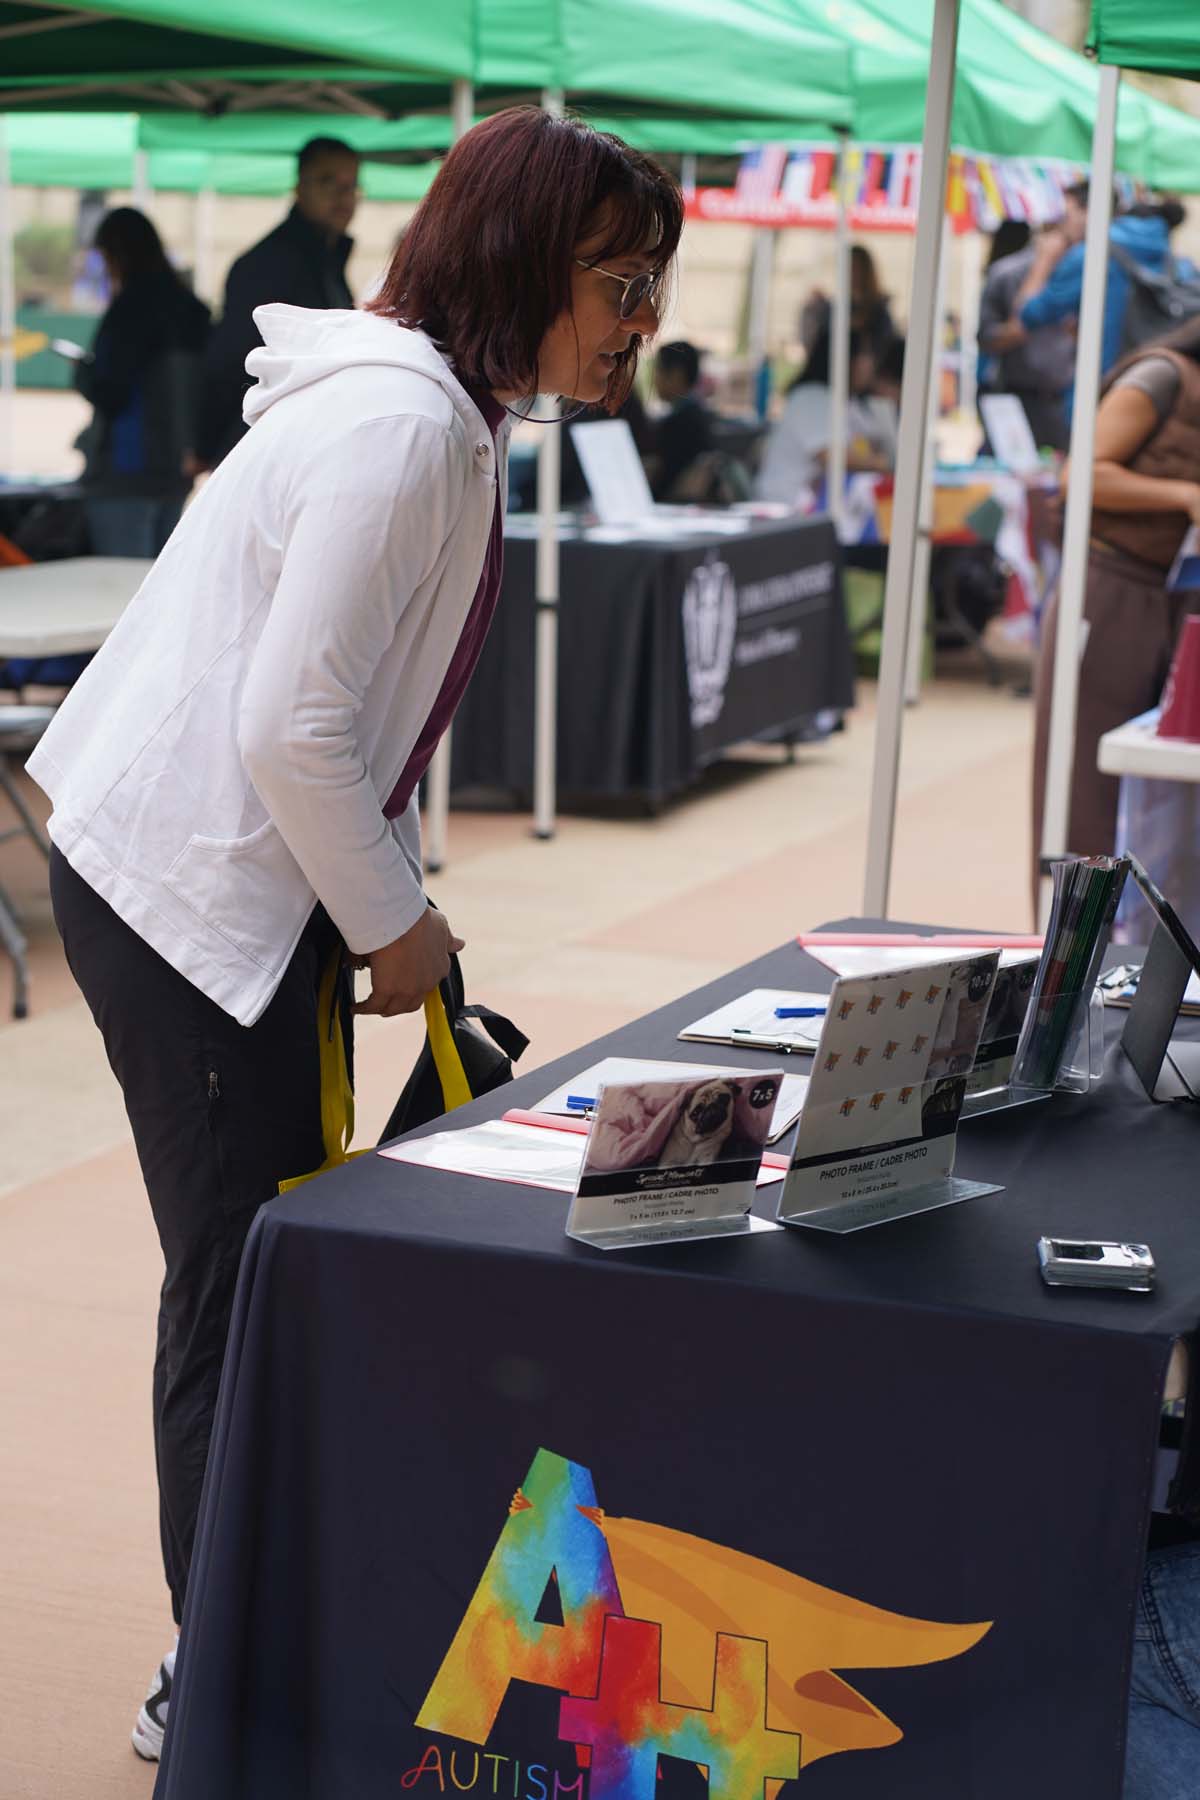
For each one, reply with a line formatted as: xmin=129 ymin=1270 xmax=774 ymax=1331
xmin=449 ymin=516 xmax=854 ymax=810
xmin=157 ymin=922 xmax=1200 ymax=1800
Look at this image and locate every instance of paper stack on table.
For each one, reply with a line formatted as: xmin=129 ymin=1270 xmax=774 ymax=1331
xmin=379 ymin=1113 xmax=789 ymax=1195
xmin=678 ymin=989 xmax=830 ymax=1054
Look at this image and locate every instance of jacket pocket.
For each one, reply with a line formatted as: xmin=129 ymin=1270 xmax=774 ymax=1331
xmin=162 ymin=818 xmax=308 ymax=974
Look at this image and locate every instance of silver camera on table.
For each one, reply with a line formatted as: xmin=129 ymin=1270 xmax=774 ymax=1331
xmin=1037 ymin=1237 xmax=1156 ymax=1293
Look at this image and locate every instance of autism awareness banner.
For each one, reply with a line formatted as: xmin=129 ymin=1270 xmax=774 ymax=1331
xmin=409 ymin=1447 xmax=991 ymax=1795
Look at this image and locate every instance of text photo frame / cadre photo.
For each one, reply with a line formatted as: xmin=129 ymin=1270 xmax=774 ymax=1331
xmin=1121 ymin=855 xmax=1200 ymax=1104
xmin=778 ymin=953 xmax=1003 ymax=1234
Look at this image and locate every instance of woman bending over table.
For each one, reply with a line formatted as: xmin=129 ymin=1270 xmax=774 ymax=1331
xmin=27 ymin=108 xmax=680 ymax=1762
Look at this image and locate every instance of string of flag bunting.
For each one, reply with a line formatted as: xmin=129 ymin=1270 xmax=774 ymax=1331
xmin=685 ymin=144 xmax=1137 ymax=234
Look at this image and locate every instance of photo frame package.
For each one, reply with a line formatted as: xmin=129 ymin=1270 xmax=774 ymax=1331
xmin=567 ymin=1068 xmax=784 ymax=1251
xmin=779 ymin=952 xmax=1003 ymax=1233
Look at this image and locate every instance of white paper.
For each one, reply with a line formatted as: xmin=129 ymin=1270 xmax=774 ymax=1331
xmin=979 ymin=393 xmax=1041 ymax=474
xmin=379 ymin=1119 xmax=786 ymax=1194
xmin=379 ymin=1121 xmax=581 ymax=1191
xmin=679 ymin=989 xmax=830 ymax=1053
xmin=535 ymin=1056 xmax=809 ymax=1143
xmin=569 ymin=418 xmax=657 ymax=523
xmin=582 ymin=516 xmax=750 ymax=544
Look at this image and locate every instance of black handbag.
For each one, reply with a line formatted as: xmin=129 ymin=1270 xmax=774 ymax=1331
xmin=379 ymin=952 xmax=528 ymax=1143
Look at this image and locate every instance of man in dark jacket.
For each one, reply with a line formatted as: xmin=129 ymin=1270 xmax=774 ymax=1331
xmin=195 ymin=136 xmax=360 ymax=466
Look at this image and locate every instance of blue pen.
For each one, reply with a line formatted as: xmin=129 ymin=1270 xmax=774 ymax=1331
xmin=566 ymin=1094 xmax=596 ymax=1111
xmin=775 ymin=1006 xmax=826 ymax=1019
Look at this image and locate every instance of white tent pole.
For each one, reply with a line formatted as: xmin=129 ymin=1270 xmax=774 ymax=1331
xmin=132 ymin=146 xmax=151 ymax=210
xmin=905 ymin=214 xmax=952 ymax=706
xmin=423 ymin=80 xmax=476 ymax=875
xmin=1037 ymin=63 xmax=1120 ymax=924
xmin=191 ymin=183 xmax=216 ymax=304
xmin=680 ymin=153 xmax=697 ymax=199
xmin=746 ymin=227 xmax=775 ymax=368
xmin=827 ymin=129 xmax=851 ymax=538
xmin=862 ymin=0 xmax=960 ymax=918
xmin=450 ymin=76 xmax=473 ymax=141
xmin=532 ymin=87 xmax=566 ymax=842
xmin=533 ymin=394 xmax=561 ymax=839
xmin=0 ymin=119 xmax=15 ymax=477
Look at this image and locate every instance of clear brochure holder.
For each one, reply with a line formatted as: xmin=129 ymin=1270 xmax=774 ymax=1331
xmin=962 ymin=985 xmax=1106 ymax=1118
xmin=777 ymin=1067 xmax=1002 ymax=1236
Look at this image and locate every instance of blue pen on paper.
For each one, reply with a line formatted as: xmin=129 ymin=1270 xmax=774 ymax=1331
xmin=774 ymin=1005 xmax=826 ymax=1019
xmin=566 ymin=1095 xmax=596 ymax=1111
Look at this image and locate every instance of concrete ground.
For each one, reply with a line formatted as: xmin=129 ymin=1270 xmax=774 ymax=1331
xmin=0 ymin=650 xmax=1036 ymax=1800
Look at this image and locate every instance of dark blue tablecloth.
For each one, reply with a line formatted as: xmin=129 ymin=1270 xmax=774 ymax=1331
xmin=156 ymin=924 xmax=1200 ymax=1800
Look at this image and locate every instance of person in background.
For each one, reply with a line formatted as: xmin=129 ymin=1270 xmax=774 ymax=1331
xmin=871 ymin=335 xmax=906 ymax=411
xmin=74 ymin=208 xmax=210 ymax=557
xmin=800 ymin=244 xmax=897 ymax=377
xmin=195 ymin=135 xmax=360 ymax=467
xmin=977 ymin=218 xmax=1072 ymax=452
xmin=1003 ymin=182 xmax=1175 ymax=423
xmin=755 ymin=335 xmax=897 ymax=508
xmin=646 ymin=339 xmax=716 ymax=500
xmin=1031 ymin=315 xmax=1200 ymax=885
xmin=987 ymin=219 xmax=1032 ymax=267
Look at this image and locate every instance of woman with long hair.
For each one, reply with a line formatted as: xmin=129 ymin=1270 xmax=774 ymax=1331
xmin=799 ymin=243 xmax=897 ymax=373
xmin=28 ymin=109 xmax=681 ymax=1760
xmin=1032 ymin=314 xmax=1200 ymax=880
xmin=76 ymin=206 xmax=211 ymax=554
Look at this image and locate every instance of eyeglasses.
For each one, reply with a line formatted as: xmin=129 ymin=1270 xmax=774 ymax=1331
xmin=574 ymin=258 xmax=662 ymax=321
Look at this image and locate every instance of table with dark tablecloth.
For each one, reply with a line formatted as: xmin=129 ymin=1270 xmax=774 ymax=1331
xmin=157 ymin=923 xmax=1200 ymax=1800
xmin=449 ymin=516 xmax=853 ymax=810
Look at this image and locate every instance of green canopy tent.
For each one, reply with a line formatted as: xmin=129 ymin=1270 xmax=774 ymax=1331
xmin=0 ymin=0 xmax=853 ymax=130
xmin=1088 ymin=2 xmax=1200 ymax=79
xmin=125 ymin=0 xmax=1200 ymax=178
xmin=0 ymin=0 xmax=472 ymax=109
xmin=2 ymin=112 xmax=437 ymax=198
xmin=0 ymin=1 xmax=476 ymax=545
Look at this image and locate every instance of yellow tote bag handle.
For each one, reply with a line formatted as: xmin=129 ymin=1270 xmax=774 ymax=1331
xmin=280 ymin=963 xmax=472 ymax=1193
xmin=424 ymin=986 xmax=473 ymax=1112
xmin=279 ymin=951 xmax=368 ymax=1193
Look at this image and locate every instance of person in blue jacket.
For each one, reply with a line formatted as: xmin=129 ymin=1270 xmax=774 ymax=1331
xmin=1006 ymin=184 xmax=1173 ymax=421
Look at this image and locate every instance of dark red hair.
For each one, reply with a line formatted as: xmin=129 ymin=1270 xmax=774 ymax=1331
xmin=368 ymin=107 xmax=683 ymax=407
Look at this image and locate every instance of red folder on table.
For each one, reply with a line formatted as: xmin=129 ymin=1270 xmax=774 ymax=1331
xmin=797 ymin=932 xmax=1043 ymax=951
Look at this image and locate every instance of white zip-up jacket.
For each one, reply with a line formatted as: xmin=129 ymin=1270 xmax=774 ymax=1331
xmin=28 ymin=306 xmax=509 ymax=1026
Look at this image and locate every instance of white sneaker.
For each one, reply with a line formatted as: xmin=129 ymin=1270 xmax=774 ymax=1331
xmin=131 ymin=1644 xmax=176 ymax=1762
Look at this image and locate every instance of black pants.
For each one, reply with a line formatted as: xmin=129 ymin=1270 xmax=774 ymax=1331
xmin=50 ymin=847 xmax=350 ymax=1623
